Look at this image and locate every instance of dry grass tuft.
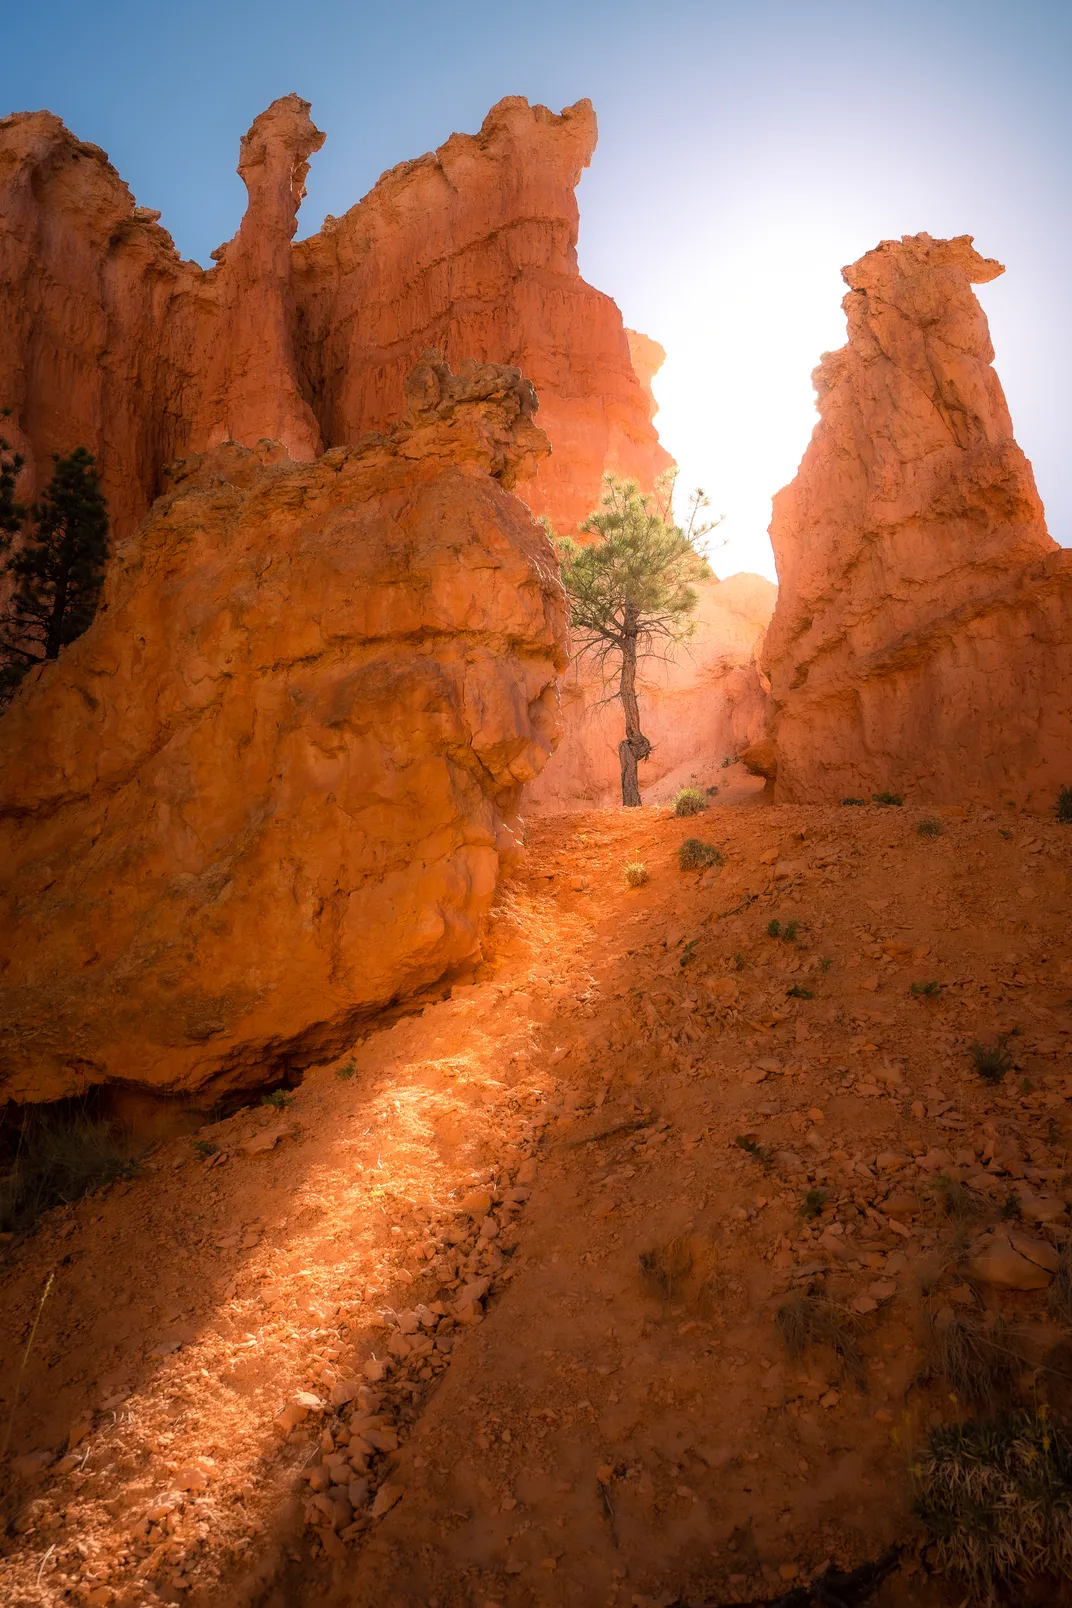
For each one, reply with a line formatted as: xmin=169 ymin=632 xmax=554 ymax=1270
xmin=915 ymin=1410 xmax=1072 ymax=1599
xmin=775 ymin=1293 xmax=862 ymax=1380
xmin=671 ymin=787 xmax=708 ymax=818
xmin=1049 ymin=1243 xmax=1072 ymax=1327
xmin=623 ymin=859 xmax=649 ymax=888
xmin=638 ymin=1235 xmax=693 ymax=1300
xmin=928 ymin=1311 xmax=1022 ymax=1411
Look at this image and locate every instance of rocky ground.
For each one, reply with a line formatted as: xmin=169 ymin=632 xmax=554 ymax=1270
xmin=2 ymin=778 xmax=1072 ymax=1607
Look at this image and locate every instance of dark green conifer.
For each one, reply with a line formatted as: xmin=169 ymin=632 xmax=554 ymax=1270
xmin=0 ymin=446 xmax=109 ymax=702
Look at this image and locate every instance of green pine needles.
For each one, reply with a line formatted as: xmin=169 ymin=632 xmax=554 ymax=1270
xmin=555 ymin=473 xmax=716 ymax=807
xmin=0 ymin=443 xmax=109 ymax=705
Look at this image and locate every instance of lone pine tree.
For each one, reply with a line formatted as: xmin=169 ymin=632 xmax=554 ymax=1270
xmin=0 ymin=446 xmax=109 ymax=702
xmin=556 ymin=473 xmax=716 ymax=807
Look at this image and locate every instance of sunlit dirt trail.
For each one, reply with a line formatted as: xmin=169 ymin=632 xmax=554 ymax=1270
xmin=2 ymin=786 xmax=1072 ymax=1607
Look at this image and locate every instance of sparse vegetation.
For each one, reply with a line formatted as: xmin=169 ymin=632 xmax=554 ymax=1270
xmin=918 ymin=817 xmax=943 ymax=836
xmin=677 ymin=838 xmax=724 ymax=871
xmin=191 ymin=1138 xmax=217 ymax=1159
xmin=335 ymin=1058 xmax=357 ymax=1080
xmin=910 ymin=979 xmax=942 ymax=997
xmin=928 ymin=1312 xmax=1022 ymax=1409
xmin=799 ymin=1186 xmax=829 ymax=1219
xmin=820 ymin=955 xmax=833 ymax=972
xmin=671 ymin=786 xmax=708 ymax=817
xmin=970 ymin=1036 xmax=1013 ymax=1085
xmin=0 ymin=1106 xmax=141 ymax=1235
xmin=841 ymin=797 xmax=866 ymax=806
xmin=786 ymin=984 xmax=814 ymax=999
xmin=624 ymin=858 xmax=649 ymax=887
xmin=1049 ymin=1243 xmax=1072 ymax=1326
xmin=1057 ymin=786 xmax=1072 ymax=824
xmin=767 ymin=917 xmax=800 ymax=941
xmin=734 ymin=1133 xmax=771 ymax=1169
xmin=260 ymin=1089 xmax=294 ymax=1109
xmin=872 ymin=791 xmax=903 ymax=806
xmin=914 ymin=1411 xmax=1072 ymax=1598
xmin=638 ymin=1235 xmax=693 ymax=1300
xmin=733 ymin=951 xmax=746 ymax=970
xmin=775 ymin=1293 xmax=862 ymax=1378
xmin=721 ymin=755 xmax=735 ymax=769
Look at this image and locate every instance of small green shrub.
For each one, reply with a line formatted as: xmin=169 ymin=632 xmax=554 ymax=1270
xmin=918 ymin=817 xmax=943 ymax=837
xmin=261 ymin=1089 xmax=294 ymax=1109
xmin=819 ymin=955 xmax=833 ymax=973
xmin=910 ymin=980 xmax=942 ymax=998
xmin=624 ymin=859 xmax=648 ymax=887
xmin=191 ymin=1138 xmax=217 ymax=1159
xmin=721 ymin=755 xmax=735 ymax=769
xmin=677 ymin=838 xmax=724 ymax=871
xmin=733 ymin=951 xmax=746 ymax=971
xmin=734 ymin=1134 xmax=771 ymax=1169
xmin=799 ymin=1186 xmax=829 ymax=1219
xmin=840 ymin=797 xmax=866 ymax=806
xmin=335 ymin=1059 xmax=357 ymax=1081
xmin=672 ymin=786 xmax=708 ymax=817
xmin=786 ymin=985 xmax=814 ymax=999
xmin=767 ymin=918 xmax=799 ymax=941
xmin=970 ymin=1037 xmax=1013 ymax=1085
xmin=872 ymin=791 xmax=904 ymax=807
xmin=705 ymin=785 xmax=719 ymax=797
xmin=1057 ymin=786 xmax=1072 ymax=824
xmin=914 ymin=1411 xmax=1072 ymax=1599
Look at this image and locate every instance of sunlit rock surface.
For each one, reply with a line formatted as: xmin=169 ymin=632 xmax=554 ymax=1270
xmin=0 ymin=365 xmax=566 ymax=1103
xmin=0 ymin=94 xmax=668 ymax=540
xmin=763 ymin=232 xmax=1072 ymax=807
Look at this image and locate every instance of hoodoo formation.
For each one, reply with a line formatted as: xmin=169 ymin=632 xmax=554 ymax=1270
xmin=761 ymin=232 xmax=1072 ymax=806
xmin=0 ymin=93 xmax=668 ymax=541
xmin=3 ymin=32 xmax=1072 ymax=1608
xmin=0 ymin=361 xmax=566 ymax=1105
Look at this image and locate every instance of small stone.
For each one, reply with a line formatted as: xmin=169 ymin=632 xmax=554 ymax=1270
xmin=779 ymin=1562 xmax=800 ymax=1581
xmin=970 ymin=1239 xmax=1053 ymax=1290
xmin=348 ymin=1478 xmax=370 ymax=1511
xmin=460 ymin=1190 xmax=494 ymax=1216
xmin=363 ymin=1359 xmax=388 ymax=1383
xmin=850 ymin=1295 xmax=878 ymax=1315
xmin=240 ymin=1123 xmax=293 ymax=1156
xmin=819 ymin=1389 xmax=840 ymax=1409
xmin=741 ymin=1067 xmax=769 ymax=1085
xmin=330 ymin=1378 xmax=362 ymax=1407
xmin=867 ymin=1280 xmax=896 ymax=1302
xmin=370 ymin=1482 xmax=403 ymax=1519
xmin=596 ymin=1464 xmax=615 ymax=1484
xmin=175 ymin=1465 xmax=210 ymax=1492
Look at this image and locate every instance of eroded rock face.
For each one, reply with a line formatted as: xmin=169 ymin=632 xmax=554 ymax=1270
xmin=526 ymin=572 xmax=776 ymax=809
xmin=764 ymin=233 xmax=1072 ymax=806
xmin=0 ymin=94 xmax=669 ymax=541
xmin=0 ymin=366 xmax=566 ymax=1103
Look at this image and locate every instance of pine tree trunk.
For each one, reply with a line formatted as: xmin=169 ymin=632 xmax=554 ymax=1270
xmin=617 ymin=614 xmax=651 ymax=807
xmin=43 ymin=553 xmax=71 ymax=660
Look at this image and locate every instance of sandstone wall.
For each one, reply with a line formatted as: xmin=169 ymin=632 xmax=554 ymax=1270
xmin=0 ymin=366 xmax=566 ymax=1104
xmin=763 ymin=232 xmax=1072 ymax=809
xmin=0 ymin=94 xmax=669 ymax=542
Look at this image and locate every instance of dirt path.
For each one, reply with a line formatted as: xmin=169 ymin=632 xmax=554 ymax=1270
xmin=2 ymin=796 xmax=1072 ymax=1607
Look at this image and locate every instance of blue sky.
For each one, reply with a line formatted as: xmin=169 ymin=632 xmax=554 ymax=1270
xmin=4 ymin=0 xmax=1069 ymax=578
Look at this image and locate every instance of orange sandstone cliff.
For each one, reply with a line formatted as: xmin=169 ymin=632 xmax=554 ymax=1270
xmin=0 ymin=94 xmax=669 ymax=540
xmin=0 ymin=364 xmax=566 ymax=1104
xmin=763 ymin=232 xmax=1072 ymax=807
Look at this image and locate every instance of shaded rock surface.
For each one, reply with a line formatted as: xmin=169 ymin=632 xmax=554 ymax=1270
xmin=763 ymin=232 xmax=1072 ymax=807
xmin=0 ymin=94 xmax=668 ymax=542
xmin=0 ymin=365 xmax=566 ymax=1103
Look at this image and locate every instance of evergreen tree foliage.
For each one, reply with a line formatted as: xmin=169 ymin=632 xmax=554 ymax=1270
xmin=0 ymin=446 xmax=109 ymax=703
xmin=0 ymin=419 xmax=26 ymax=552
xmin=556 ymin=472 xmax=718 ymax=807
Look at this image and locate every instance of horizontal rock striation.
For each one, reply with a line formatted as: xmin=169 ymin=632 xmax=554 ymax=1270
xmin=763 ymin=232 xmax=1072 ymax=808
xmin=0 ymin=94 xmax=669 ymax=542
xmin=0 ymin=365 xmax=566 ymax=1103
